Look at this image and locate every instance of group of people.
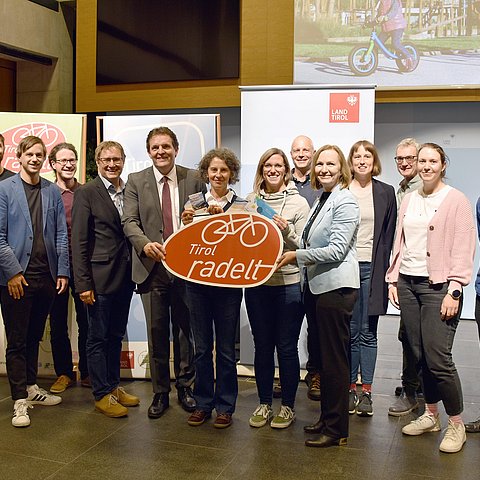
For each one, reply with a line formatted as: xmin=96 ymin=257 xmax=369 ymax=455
xmin=0 ymin=129 xmax=479 ymax=455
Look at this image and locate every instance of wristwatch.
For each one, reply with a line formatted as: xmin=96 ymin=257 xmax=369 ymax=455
xmin=447 ymin=289 xmax=462 ymax=300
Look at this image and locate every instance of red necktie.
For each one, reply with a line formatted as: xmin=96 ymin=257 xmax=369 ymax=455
xmin=161 ymin=176 xmax=173 ymax=240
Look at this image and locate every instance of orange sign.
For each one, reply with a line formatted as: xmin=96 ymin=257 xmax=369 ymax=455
xmin=162 ymin=212 xmax=283 ymax=288
xmin=329 ymin=92 xmax=360 ymax=123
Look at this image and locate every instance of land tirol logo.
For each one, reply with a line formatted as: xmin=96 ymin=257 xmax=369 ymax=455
xmin=329 ymin=92 xmax=360 ymax=123
xmin=162 ymin=212 xmax=283 ymax=288
xmin=1 ymin=123 xmax=66 ymax=174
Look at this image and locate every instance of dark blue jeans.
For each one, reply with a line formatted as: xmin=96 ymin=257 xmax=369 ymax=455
xmin=397 ymin=274 xmax=463 ymax=415
xmin=245 ymin=283 xmax=304 ymax=408
xmin=350 ymin=262 xmax=379 ymax=385
xmin=86 ymin=282 xmax=134 ymax=401
xmin=49 ymin=282 xmax=88 ymax=380
xmin=186 ymin=282 xmax=242 ymax=415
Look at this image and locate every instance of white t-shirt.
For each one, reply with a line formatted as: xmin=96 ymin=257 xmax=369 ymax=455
xmin=399 ymin=185 xmax=451 ymax=276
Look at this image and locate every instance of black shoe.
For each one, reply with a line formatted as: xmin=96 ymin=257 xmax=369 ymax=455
xmin=395 ymin=385 xmax=403 ymax=396
xmin=177 ymin=386 xmax=196 ymax=413
xmin=303 ymin=420 xmax=324 ymax=434
xmin=307 ymin=373 xmax=321 ymax=401
xmin=305 ymin=434 xmax=347 ymax=448
xmin=465 ymin=417 xmax=480 ymax=433
xmin=388 ymin=390 xmax=419 ymax=417
xmin=148 ymin=393 xmax=169 ymax=419
xmin=356 ymin=392 xmax=373 ymax=417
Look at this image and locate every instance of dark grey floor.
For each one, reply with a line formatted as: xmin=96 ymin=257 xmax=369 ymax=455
xmin=1 ymin=315 xmax=479 ymax=480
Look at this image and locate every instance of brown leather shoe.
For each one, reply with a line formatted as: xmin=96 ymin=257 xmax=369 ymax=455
xmin=188 ymin=410 xmax=211 ymax=426
xmin=95 ymin=394 xmax=128 ymax=418
xmin=112 ymin=387 xmax=140 ymax=407
xmin=214 ymin=413 xmax=233 ymax=429
xmin=307 ymin=373 xmax=321 ymax=401
xmin=81 ymin=377 xmax=92 ymax=388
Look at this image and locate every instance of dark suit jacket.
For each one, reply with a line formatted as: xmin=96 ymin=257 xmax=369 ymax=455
xmin=368 ymin=178 xmax=397 ymax=315
xmin=122 ymin=164 xmax=206 ymax=286
xmin=71 ymin=176 xmax=133 ymax=295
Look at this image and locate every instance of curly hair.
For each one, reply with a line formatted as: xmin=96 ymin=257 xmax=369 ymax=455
xmin=197 ymin=148 xmax=240 ymax=185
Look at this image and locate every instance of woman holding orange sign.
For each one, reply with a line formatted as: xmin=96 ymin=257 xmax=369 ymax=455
xmin=181 ymin=148 xmax=244 ymax=430
xmin=245 ymin=148 xmax=310 ymax=430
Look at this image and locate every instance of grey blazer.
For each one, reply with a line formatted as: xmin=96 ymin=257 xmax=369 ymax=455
xmin=122 ymin=164 xmax=206 ymax=285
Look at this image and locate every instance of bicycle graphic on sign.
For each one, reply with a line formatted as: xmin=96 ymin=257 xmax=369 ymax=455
xmin=201 ymin=214 xmax=269 ymax=248
xmin=11 ymin=123 xmax=61 ymax=147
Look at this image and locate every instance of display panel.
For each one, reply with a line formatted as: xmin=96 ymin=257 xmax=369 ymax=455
xmin=96 ymin=0 xmax=240 ymax=85
xmin=294 ymin=0 xmax=480 ymax=90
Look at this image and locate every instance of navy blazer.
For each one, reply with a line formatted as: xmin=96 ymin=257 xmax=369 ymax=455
xmin=297 ymin=185 xmax=360 ymax=295
xmin=367 ymin=179 xmax=397 ymax=315
xmin=0 ymin=173 xmax=69 ymax=285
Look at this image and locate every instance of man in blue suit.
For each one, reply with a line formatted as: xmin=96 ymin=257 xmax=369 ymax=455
xmin=0 ymin=136 xmax=69 ymax=428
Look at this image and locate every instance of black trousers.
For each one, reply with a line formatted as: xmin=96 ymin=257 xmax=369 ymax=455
xmin=140 ymin=276 xmax=195 ymax=394
xmin=1 ymin=275 xmax=56 ymax=400
xmin=304 ymin=286 xmax=358 ymax=438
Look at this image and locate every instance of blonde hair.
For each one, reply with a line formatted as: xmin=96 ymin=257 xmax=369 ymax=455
xmin=310 ymin=145 xmax=351 ymax=190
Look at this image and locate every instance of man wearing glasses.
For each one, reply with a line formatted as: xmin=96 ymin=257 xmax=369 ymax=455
xmin=72 ymin=141 xmax=138 ymax=418
xmin=48 ymin=143 xmax=90 ymax=394
xmin=388 ymin=137 xmax=422 ymax=417
xmin=394 ymin=137 xmax=422 ymax=204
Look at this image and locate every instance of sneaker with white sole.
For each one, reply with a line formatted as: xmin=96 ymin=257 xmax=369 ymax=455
xmin=357 ymin=392 xmax=373 ymax=417
xmin=402 ymin=413 xmax=441 ymax=436
xmin=270 ymin=405 xmax=295 ymax=429
xmin=249 ymin=404 xmax=273 ymax=428
xmin=349 ymin=389 xmax=359 ymax=414
xmin=12 ymin=399 xmax=32 ymax=427
xmin=439 ymin=419 xmax=466 ymax=453
xmin=27 ymin=384 xmax=62 ymax=406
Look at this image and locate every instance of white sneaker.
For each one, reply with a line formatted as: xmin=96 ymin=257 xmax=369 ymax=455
xmin=12 ymin=399 xmax=32 ymax=427
xmin=249 ymin=404 xmax=273 ymax=428
xmin=439 ymin=419 xmax=466 ymax=453
xmin=27 ymin=384 xmax=62 ymax=406
xmin=402 ymin=413 xmax=441 ymax=436
xmin=270 ymin=405 xmax=296 ymax=429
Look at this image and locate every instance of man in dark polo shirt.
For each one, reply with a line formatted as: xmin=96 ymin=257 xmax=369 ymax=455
xmin=0 ymin=136 xmax=69 ymax=428
xmin=48 ymin=143 xmax=89 ymax=393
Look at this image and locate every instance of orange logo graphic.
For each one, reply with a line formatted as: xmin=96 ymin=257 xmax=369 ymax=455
xmin=329 ymin=93 xmax=360 ymax=123
xmin=1 ymin=123 xmax=66 ymax=174
xmin=162 ymin=212 xmax=283 ymax=288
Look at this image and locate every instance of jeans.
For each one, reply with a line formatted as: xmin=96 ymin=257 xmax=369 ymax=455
xmin=398 ymin=312 xmax=421 ymax=395
xmin=86 ymin=282 xmax=134 ymax=400
xmin=378 ymin=28 xmax=411 ymax=58
xmin=350 ymin=262 xmax=379 ymax=385
xmin=1 ymin=275 xmax=56 ymax=400
xmin=186 ymin=282 xmax=242 ymax=415
xmin=475 ymin=295 xmax=480 ymax=341
xmin=245 ymin=283 xmax=304 ymax=408
xmin=49 ymin=282 xmax=88 ymax=380
xmin=397 ymin=274 xmax=463 ymax=415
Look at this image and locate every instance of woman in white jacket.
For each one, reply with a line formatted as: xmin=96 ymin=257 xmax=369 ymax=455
xmin=245 ymin=148 xmax=310 ymax=429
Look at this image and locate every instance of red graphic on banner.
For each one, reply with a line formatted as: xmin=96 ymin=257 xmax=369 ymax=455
xmin=120 ymin=351 xmax=135 ymax=369
xmin=1 ymin=123 xmax=66 ymax=174
xmin=162 ymin=212 xmax=283 ymax=288
xmin=329 ymin=93 xmax=360 ymax=123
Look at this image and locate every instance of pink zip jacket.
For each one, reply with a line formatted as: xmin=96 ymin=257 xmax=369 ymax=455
xmin=386 ymin=187 xmax=476 ymax=291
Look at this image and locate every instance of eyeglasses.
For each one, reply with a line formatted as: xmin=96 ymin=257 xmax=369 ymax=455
xmin=394 ymin=155 xmax=417 ymax=165
xmin=98 ymin=157 xmax=123 ymax=165
xmin=55 ymin=159 xmax=77 ymax=166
